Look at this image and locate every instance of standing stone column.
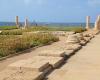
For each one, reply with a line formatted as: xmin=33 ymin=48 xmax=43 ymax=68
xmin=94 ymin=16 xmax=100 ymax=31
xmin=24 ymin=17 xmax=28 ymax=29
xmin=86 ymin=16 xmax=90 ymax=30
xmin=15 ymin=16 xmax=19 ymax=28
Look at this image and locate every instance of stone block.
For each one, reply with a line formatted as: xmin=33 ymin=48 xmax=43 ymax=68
xmin=0 ymin=69 xmax=44 ymax=80
xmin=80 ymin=40 xmax=87 ymax=46
xmin=75 ymin=33 xmax=84 ymax=40
xmin=66 ymin=44 xmax=82 ymax=51
xmin=8 ymin=59 xmax=50 ymax=72
xmin=65 ymin=50 xmax=74 ymax=56
xmin=38 ymin=50 xmax=66 ymax=57
xmin=84 ymin=37 xmax=91 ymax=42
xmin=66 ymin=35 xmax=80 ymax=44
xmin=31 ymin=56 xmax=64 ymax=68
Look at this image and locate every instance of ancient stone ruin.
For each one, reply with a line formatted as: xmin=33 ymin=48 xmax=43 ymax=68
xmin=15 ymin=16 xmax=19 ymax=28
xmin=86 ymin=16 xmax=90 ymax=30
xmin=94 ymin=15 xmax=100 ymax=31
xmin=24 ymin=17 xmax=29 ymax=29
xmin=85 ymin=15 xmax=100 ymax=31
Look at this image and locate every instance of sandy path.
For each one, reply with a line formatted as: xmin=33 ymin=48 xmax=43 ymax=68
xmin=0 ymin=36 xmax=67 ymax=72
xmin=48 ymin=34 xmax=100 ymax=80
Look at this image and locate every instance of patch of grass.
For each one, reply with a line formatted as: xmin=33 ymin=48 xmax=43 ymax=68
xmin=0 ymin=26 xmax=18 ymax=30
xmin=56 ymin=27 xmax=85 ymax=33
xmin=0 ymin=33 xmax=59 ymax=57
xmin=0 ymin=29 xmax=23 ymax=35
xmin=0 ymin=26 xmax=85 ymax=35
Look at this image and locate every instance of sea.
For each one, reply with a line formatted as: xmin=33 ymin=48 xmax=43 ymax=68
xmin=0 ymin=22 xmax=94 ymax=28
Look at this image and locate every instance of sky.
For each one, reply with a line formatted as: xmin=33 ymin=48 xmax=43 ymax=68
xmin=0 ymin=0 xmax=100 ymax=23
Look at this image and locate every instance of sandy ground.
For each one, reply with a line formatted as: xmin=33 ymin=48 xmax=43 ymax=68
xmin=0 ymin=36 xmax=67 ymax=72
xmin=48 ymin=34 xmax=100 ymax=80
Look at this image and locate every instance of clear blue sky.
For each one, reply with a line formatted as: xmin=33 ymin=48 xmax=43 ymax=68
xmin=0 ymin=0 xmax=100 ymax=22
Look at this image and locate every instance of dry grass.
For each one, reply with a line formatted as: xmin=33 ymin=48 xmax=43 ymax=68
xmin=0 ymin=33 xmax=59 ymax=57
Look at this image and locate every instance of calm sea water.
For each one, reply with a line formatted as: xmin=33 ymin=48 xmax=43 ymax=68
xmin=0 ymin=22 xmax=94 ymax=28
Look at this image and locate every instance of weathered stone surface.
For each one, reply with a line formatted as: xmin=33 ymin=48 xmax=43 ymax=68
xmin=75 ymin=33 xmax=84 ymax=40
xmin=66 ymin=44 xmax=82 ymax=51
xmin=65 ymin=50 xmax=74 ymax=56
xmin=31 ymin=56 xmax=64 ymax=68
xmin=66 ymin=32 xmax=75 ymax=35
xmin=8 ymin=56 xmax=64 ymax=71
xmin=38 ymin=50 xmax=66 ymax=57
xmin=66 ymin=35 xmax=80 ymax=44
xmin=80 ymin=40 xmax=87 ymax=46
xmin=47 ymin=70 xmax=67 ymax=80
xmin=0 ymin=69 xmax=44 ymax=80
xmin=8 ymin=59 xmax=50 ymax=72
xmin=84 ymin=37 xmax=91 ymax=42
xmin=51 ymin=31 xmax=66 ymax=36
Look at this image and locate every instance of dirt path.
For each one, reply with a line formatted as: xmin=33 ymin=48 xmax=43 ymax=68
xmin=0 ymin=36 xmax=67 ymax=72
xmin=48 ymin=34 xmax=100 ymax=80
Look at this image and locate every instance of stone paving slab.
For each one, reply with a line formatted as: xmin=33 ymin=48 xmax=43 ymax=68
xmin=8 ymin=59 xmax=50 ymax=72
xmin=66 ymin=44 xmax=82 ymax=51
xmin=80 ymin=40 xmax=87 ymax=46
xmin=31 ymin=56 xmax=64 ymax=68
xmin=48 ymin=69 xmax=100 ymax=80
xmin=38 ymin=50 xmax=66 ymax=57
xmin=0 ymin=69 xmax=44 ymax=80
xmin=47 ymin=34 xmax=100 ymax=80
xmin=64 ymin=50 xmax=74 ymax=56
